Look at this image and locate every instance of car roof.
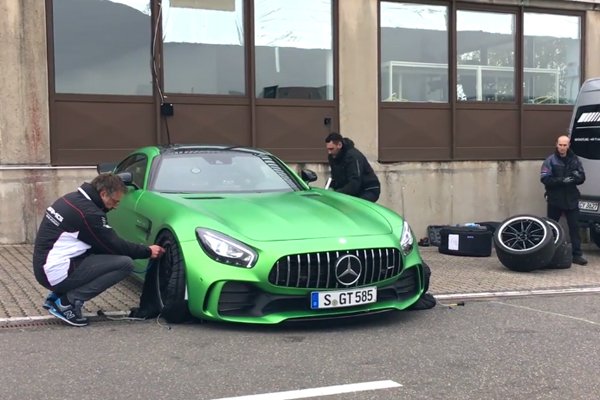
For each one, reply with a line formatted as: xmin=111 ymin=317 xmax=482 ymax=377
xmin=157 ymin=144 xmax=271 ymax=156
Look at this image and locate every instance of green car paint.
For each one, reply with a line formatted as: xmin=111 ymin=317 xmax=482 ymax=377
xmin=104 ymin=145 xmax=426 ymax=324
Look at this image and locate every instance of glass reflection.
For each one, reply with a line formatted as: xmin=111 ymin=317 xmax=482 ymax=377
xmin=162 ymin=0 xmax=245 ymax=95
xmin=380 ymin=2 xmax=448 ymax=102
xmin=457 ymin=10 xmax=515 ymax=102
xmin=53 ymin=0 xmax=152 ymax=95
xmin=254 ymin=0 xmax=333 ymax=100
xmin=523 ymin=13 xmax=580 ymax=105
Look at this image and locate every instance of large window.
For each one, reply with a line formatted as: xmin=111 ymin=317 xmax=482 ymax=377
xmin=254 ymin=0 xmax=333 ymax=100
xmin=457 ymin=10 xmax=515 ymax=102
xmin=53 ymin=0 xmax=152 ymax=95
xmin=380 ymin=2 xmax=448 ymax=102
xmin=523 ymin=13 xmax=581 ymax=105
xmin=162 ymin=0 xmax=246 ymax=95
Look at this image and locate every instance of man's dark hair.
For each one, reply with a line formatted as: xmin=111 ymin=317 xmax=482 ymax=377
xmin=325 ymin=132 xmax=343 ymax=144
xmin=91 ymin=173 xmax=127 ymax=196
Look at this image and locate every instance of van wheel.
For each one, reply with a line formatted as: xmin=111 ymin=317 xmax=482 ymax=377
xmin=493 ymin=214 xmax=555 ymax=272
xmin=590 ymin=227 xmax=600 ymax=248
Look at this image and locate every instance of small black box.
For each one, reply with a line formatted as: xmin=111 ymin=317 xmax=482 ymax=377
xmin=439 ymin=226 xmax=492 ymax=257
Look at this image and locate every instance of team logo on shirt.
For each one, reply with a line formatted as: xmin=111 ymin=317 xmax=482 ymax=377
xmin=101 ymin=216 xmax=112 ymax=229
xmin=45 ymin=206 xmax=64 ymax=226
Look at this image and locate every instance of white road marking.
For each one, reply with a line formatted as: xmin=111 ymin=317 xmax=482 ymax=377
xmin=435 ymin=286 xmax=600 ymax=301
xmin=491 ymin=301 xmax=600 ymax=326
xmin=211 ymin=380 xmax=402 ymax=400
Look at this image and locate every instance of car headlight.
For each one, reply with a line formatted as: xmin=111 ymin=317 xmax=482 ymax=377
xmin=196 ymin=228 xmax=257 ymax=268
xmin=399 ymin=220 xmax=415 ymax=256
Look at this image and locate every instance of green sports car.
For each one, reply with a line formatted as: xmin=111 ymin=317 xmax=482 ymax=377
xmin=98 ymin=144 xmax=427 ymax=324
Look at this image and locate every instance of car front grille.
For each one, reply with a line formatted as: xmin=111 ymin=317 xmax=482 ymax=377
xmin=268 ymin=248 xmax=402 ymax=289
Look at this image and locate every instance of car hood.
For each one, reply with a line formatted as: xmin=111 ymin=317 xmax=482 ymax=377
xmin=170 ymin=191 xmax=394 ymax=241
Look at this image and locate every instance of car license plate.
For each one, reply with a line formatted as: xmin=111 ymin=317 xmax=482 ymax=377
xmin=310 ymin=287 xmax=377 ymax=309
xmin=579 ymin=200 xmax=599 ymax=211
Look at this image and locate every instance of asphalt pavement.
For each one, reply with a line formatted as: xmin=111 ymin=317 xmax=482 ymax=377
xmin=2 ymin=243 xmax=600 ymax=327
xmin=1 ymin=294 xmax=598 ymax=400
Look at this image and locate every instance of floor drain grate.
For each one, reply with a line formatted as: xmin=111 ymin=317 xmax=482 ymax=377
xmin=0 ymin=318 xmax=63 ymax=330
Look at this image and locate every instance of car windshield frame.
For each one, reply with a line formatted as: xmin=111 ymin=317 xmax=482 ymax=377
xmin=147 ymin=150 xmax=305 ymax=194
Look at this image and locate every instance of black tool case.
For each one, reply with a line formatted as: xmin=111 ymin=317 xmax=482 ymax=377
xmin=438 ymin=226 xmax=492 ymax=257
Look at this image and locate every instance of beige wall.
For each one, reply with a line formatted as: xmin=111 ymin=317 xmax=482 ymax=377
xmin=0 ymin=162 xmax=546 ymax=244
xmin=338 ymin=0 xmax=379 ymax=160
xmin=0 ymin=168 xmax=96 ymax=243
xmin=586 ymin=9 xmax=600 ymax=79
xmin=299 ymin=160 xmax=547 ymax=239
xmin=0 ymin=0 xmax=597 ymax=244
xmin=0 ymin=0 xmax=50 ymax=165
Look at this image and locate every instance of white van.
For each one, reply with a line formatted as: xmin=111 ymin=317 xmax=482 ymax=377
xmin=568 ymin=77 xmax=600 ymax=247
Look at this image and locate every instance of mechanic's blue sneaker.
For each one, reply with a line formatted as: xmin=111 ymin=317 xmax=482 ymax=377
xmin=42 ymin=292 xmax=59 ymax=310
xmin=49 ymin=298 xmax=88 ymax=327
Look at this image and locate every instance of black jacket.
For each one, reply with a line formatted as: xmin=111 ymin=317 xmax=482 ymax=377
xmin=33 ymin=182 xmax=151 ymax=288
xmin=540 ymin=149 xmax=585 ymax=210
xmin=328 ymin=138 xmax=380 ymax=197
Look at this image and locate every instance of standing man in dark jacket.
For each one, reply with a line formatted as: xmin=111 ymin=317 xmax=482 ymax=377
xmin=325 ymin=132 xmax=381 ymax=202
xmin=540 ymin=135 xmax=587 ymax=265
xmin=33 ymin=173 xmax=165 ymax=326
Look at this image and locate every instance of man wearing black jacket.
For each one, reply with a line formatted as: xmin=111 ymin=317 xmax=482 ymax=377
xmin=325 ymin=132 xmax=381 ymax=202
xmin=540 ymin=135 xmax=587 ymax=265
xmin=33 ymin=173 xmax=165 ymax=326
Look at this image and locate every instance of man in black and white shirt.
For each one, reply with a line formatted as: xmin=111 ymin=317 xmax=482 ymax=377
xmin=33 ymin=173 xmax=164 ymax=326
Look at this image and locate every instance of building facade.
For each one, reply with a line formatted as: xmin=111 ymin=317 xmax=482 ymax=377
xmin=1 ymin=0 xmax=600 ymax=243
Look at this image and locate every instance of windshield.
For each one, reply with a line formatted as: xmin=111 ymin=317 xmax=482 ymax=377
xmin=151 ymin=151 xmax=301 ymax=193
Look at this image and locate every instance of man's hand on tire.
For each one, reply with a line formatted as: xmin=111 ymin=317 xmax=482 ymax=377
xmin=149 ymin=245 xmax=165 ymax=258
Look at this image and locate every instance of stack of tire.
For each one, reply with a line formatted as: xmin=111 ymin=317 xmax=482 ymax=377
xmin=493 ymin=214 xmax=572 ymax=272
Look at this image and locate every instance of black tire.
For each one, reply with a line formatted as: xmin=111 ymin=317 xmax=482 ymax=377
xmin=544 ymin=242 xmax=572 ymax=269
xmin=590 ymin=226 xmax=600 ymax=248
xmin=155 ymin=230 xmax=191 ymax=323
xmin=421 ymin=261 xmax=431 ymax=293
xmin=407 ymin=262 xmax=436 ymax=310
xmin=542 ymin=217 xmax=566 ymax=248
xmin=493 ymin=214 xmax=555 ymax=272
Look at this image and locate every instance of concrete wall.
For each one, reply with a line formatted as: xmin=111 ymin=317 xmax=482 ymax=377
xmin=302 ymin=159 xmax=547 ymax=238
xmin=338 ymin=0 xmax=378 ymax=160
xmin=0 ymin=161 xmax=546 ymax=244
xmin=0 ymin=0 xmax=597 ymax=244
xmin=0 ymin=168 xmax=96 ymax=243
xmin=586 ymin=8 xmax=600 ymax=79
xmin=0 ymin=0 xmax=50 ymax=164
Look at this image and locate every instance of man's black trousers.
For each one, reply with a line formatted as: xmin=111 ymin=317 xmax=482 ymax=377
xmin=50 ymin=254 xmax=134 ymax=304
xmin=547 ymin=204 xmax=583 ymax=257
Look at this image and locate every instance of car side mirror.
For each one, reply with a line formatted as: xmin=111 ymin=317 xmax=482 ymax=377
xmin=116 ymin=172 xmax=134 ymax=186
xmin=301 ymin=169 xmax=318 ymax=183
xmin=97 ymin=162 xmax=116 ymax=174
xmin=114 ymin=172 xmax=139 ymax=190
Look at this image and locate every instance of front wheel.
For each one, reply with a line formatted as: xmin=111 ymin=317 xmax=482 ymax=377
xmin=155 ymin=230 xmax=191 ymax=323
